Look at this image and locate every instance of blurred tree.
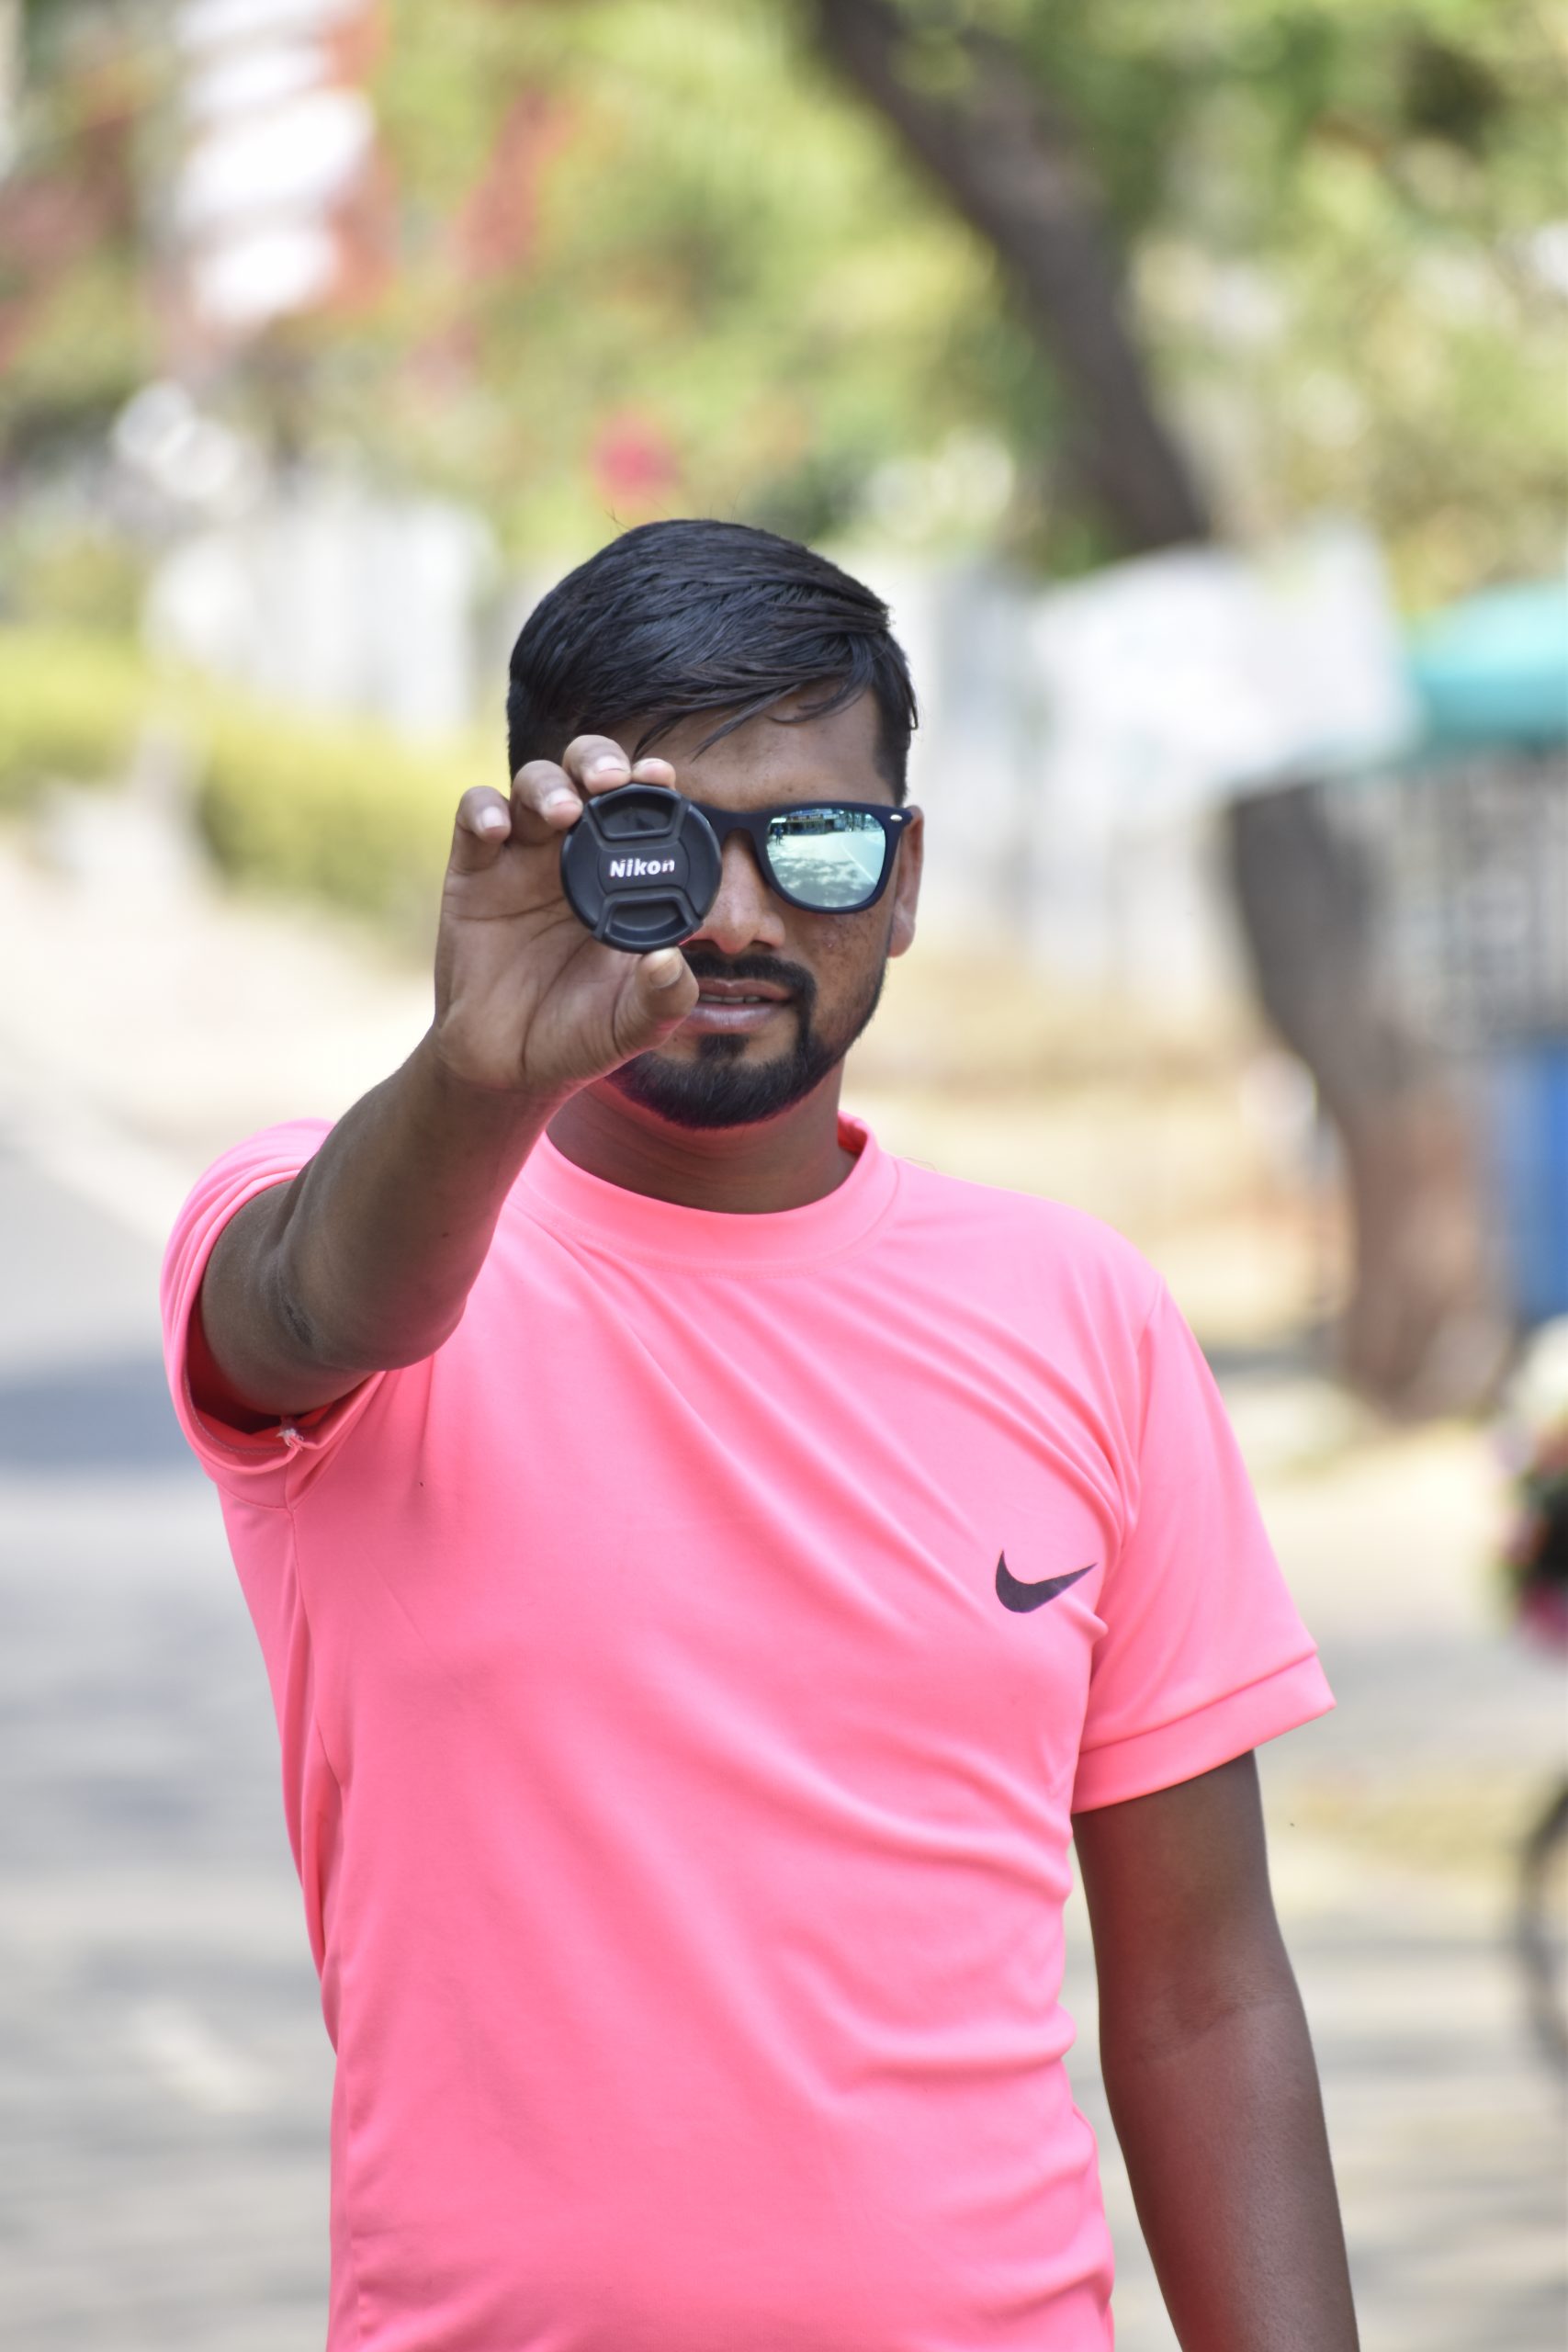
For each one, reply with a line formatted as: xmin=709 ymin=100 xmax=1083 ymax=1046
xmin=803 ymin=0 xmax=1568 ymax=598
xmin=343 ymin=0 xmax=1057 ymax=556
xmin=1224 ymin=776 xmax=1515 ymax=1415
xmin=323 ymin=0 xmax=1567 ymax=600
xmin=810 ymin=0 xmax=1211 ymax=551
xmin=3 ymin=0 xmax=1562 ymax=599
xmin=0 ymin=2 xmax=149 ymax=475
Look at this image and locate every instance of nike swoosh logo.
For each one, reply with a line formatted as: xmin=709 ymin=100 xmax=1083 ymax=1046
xmin=995 ymin=1554 xmax=1095 ymax=1613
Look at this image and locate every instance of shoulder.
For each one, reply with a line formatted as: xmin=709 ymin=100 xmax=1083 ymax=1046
xmin=162 ymin=1118 xmax=333 ymax=1295
xmin=885 ymin=1152 xmax=1164 ymax=1329
xmin=167 ymin=1115 xmax=333 ymax=1225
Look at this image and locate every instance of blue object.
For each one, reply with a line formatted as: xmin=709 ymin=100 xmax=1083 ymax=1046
xmin=1486 ymin=1038 xmax=1568 ymax=1327
xmin=1408 ymin=580 xmax=1568 ymax=749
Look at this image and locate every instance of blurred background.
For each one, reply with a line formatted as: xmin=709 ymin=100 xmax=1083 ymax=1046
xmin=0 ymin=1 xmax=1565 ymax=2344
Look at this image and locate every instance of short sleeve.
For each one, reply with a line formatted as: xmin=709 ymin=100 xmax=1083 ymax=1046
xmin=159 ymin=1119 xmax=385 ymax=1492
xmin=1072 ymin=1282 xmax=1333 ymax=1812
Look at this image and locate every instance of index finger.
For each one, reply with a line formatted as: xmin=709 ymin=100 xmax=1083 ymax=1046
xmin=561 ymin=736 xmax=678 ymax=797
xmin=512 ymin=759 xmax=585 ymax=843
xmin=509 ymin=747 xmax=683 ymax=852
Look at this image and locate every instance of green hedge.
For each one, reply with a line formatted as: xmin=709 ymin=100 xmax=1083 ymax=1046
xmin=0 ymin=627 xmax=497 ymax=927
xmin=0 ymin=629 xmax=153 ymax=798
xmin=199 ymin=707 xmax=490 ymax=927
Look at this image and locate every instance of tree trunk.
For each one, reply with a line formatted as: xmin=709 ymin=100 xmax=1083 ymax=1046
xmin=814 ymin=0 xmax=1503 ymax=1409
xmin=810 ymin=0 xmax=1210 ymax=554
xmin=1225 ymin=781 xmax=1510 ymax=1415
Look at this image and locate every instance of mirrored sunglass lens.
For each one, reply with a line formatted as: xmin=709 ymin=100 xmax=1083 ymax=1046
xmin=765 ymin=809 xmax=887 ymax=908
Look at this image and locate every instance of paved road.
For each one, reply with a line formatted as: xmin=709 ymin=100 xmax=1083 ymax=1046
xmin=1 ymin=1141 xmax=1562 ymax=2349
xmin=0 ymin=1149 xmax=330 ymax=2349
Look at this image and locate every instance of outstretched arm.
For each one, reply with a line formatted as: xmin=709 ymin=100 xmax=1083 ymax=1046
xmin=192 ymin=737 xmax=699 ymax=1426
xmin=1074 ymin=1751 xmax=1359 ymax=2351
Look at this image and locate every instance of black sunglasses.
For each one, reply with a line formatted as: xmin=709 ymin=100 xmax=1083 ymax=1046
xmin=682 ymin=798 xmax=919 ymax=914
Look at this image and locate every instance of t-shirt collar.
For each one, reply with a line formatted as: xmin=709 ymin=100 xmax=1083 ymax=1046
xmin=515 ymin=1114 xmax=897 ymax=1270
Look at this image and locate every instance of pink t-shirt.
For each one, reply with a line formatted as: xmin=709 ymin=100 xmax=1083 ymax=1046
xmin=162 ymin=1115 xmax=1332 ymax=2352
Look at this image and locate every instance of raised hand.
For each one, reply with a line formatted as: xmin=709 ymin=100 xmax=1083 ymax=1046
xmin=433 ymin=735 xmax=699 ymax=1102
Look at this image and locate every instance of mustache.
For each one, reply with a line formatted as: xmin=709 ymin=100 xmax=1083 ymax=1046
xmin=680 ymin=949 xmax=815 ymax=1001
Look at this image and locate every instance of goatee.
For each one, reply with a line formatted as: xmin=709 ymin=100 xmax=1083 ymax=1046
xmin=607 ymin=949 xmax=887 ymax=1131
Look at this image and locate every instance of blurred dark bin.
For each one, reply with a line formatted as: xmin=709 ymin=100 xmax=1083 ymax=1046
xmin=1485 ymin=1039 xmax=1568 ymax=1327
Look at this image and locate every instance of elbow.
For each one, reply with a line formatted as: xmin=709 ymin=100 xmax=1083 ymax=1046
xmin=1100 ymin=1948 xmax=1305 ymax=2084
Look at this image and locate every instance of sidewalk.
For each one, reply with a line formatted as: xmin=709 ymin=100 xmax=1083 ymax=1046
xmin=1 ymin=803 xmax=1563 ymax=2347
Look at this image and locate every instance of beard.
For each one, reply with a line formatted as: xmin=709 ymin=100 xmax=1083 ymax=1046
xmin=607 ymin=947 xmax=888 ymax=1130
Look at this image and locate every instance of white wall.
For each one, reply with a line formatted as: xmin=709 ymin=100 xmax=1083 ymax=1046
xmin=144 ymin=472 xmax=498 ymax=739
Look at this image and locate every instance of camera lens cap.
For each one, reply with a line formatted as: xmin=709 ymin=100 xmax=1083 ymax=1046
xmin=558 ymin=784 xmax=722 ymax=952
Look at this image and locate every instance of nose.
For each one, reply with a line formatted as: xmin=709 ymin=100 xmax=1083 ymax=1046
xmin=685 ymin=832 xmax=787 ymax=958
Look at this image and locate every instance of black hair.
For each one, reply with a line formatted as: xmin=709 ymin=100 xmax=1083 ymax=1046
xmin=505 ymin=518 xmax=918 ymax=798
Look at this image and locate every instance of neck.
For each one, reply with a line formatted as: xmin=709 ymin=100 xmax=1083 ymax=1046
xmin=547 ymin=1072 xmax=856 ymax=1214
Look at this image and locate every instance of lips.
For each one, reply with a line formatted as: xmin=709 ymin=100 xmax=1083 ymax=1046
xmin=675 ymin=956 xmax=812 ymax=1041
xmin=683 ymin=992 xmax=790 ymax=1035
xmin=679 ymin=971 xmax=795 ymax=1036
xmin=692 ymin=979 xmax=792 ymax=1005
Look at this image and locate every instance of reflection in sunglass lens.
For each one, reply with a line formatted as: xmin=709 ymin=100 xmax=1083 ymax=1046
xmin=765 ymin=808 xmax=887 ymax=909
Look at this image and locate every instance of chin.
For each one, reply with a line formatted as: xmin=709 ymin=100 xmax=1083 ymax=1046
xmin=607 ymin=1036 xmax=836 ymax=1131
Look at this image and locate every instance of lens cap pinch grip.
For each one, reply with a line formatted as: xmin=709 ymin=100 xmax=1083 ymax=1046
xmin=558 ymin=784 xmax=723 ymax=952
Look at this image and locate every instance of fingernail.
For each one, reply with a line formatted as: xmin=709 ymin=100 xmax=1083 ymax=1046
xmin=646 ymin=951 xmax=685 ymax=989
xmin=589 ymin=759 xmax=626 ymax=780
xmin=543 ymin=791 xmax=577 ymax=814
xmin=478 ymin=808 xmax=508 ymax=834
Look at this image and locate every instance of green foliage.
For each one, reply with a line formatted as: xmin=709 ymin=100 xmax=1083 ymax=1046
xmin=6 ymin=0 xmax=1564 ymax=605
xmin=0 ymin=512 xmax=144 ymax=633
xmin=0 ymin=626 xmax=486 ymax=927
xmin=321 ymin=0 xmax=1055 ymax=555
xmin=299 ymin=0 xmax=1564 ymax=599
xmin=0 ymin=19 xmax=155 ymax=469
xmin=198 ymin=705 xmax=480 ymax=928
xmin=0 ymin=628 xmax=152 ymax=802
xmin=1024 ymin=0 xmax=1568 ymax=603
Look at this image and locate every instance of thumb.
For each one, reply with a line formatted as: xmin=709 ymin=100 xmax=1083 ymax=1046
xmin=614 ymin=946 xmax=697 ymax=1055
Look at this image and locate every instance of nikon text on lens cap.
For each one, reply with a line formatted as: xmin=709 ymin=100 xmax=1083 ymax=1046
xmin=558 ymin=785 xmax=723 ymax=953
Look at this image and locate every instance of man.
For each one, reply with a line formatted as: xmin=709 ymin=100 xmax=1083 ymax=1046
xmin=163 ymin=519 xmax=1359 ymax=2350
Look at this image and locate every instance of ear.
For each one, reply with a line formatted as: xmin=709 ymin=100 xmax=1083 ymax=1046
xmin=887 ymin=808 xmax=923 ymax=959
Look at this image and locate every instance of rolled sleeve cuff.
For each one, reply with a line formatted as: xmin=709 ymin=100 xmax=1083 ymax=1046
xmin=1070 ymin=1651 xmax=1335 ymax=1814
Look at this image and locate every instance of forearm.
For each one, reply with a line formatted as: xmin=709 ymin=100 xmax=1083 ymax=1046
xmin=205 ymin=1034 xmax=554 ymax=1408
xmin=281 ymin=1033 xmax=555 ymax=1359
xmin=1101 ymin=1966 xmax=1358 ymax=2351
